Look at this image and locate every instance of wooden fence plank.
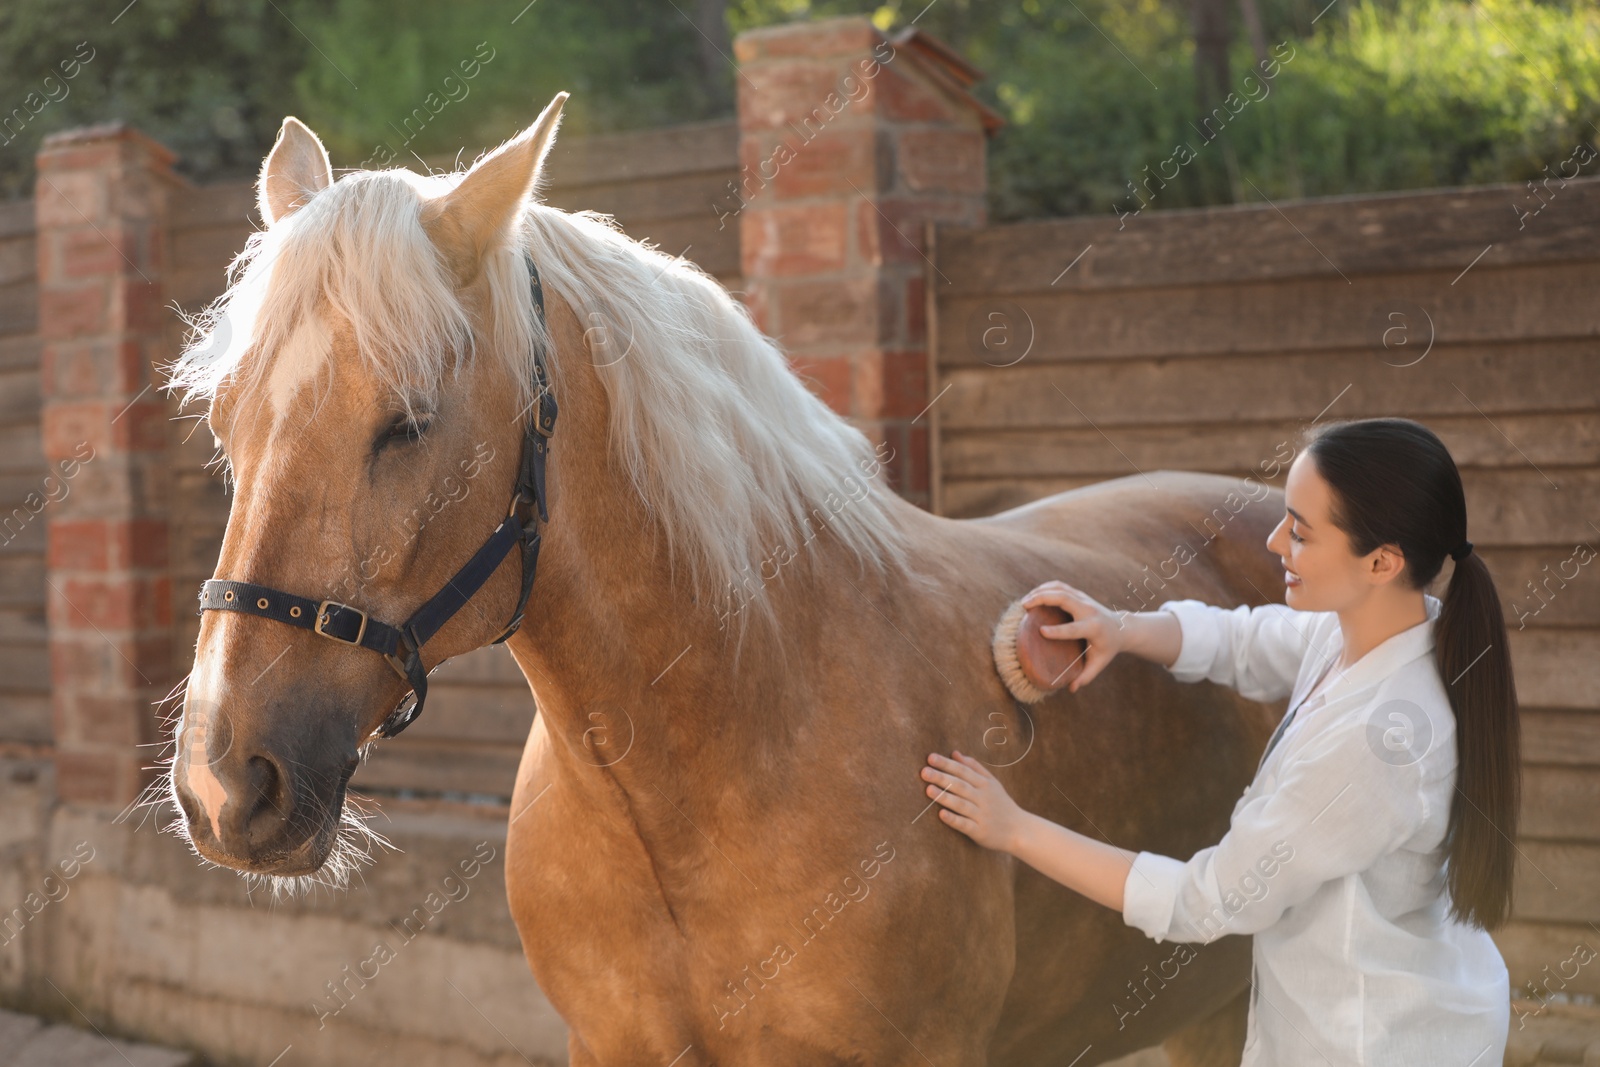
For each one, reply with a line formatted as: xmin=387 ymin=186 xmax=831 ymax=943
xmin=935 ymin=263 xmax=1600 ymax=365
xmin=1523 ymin=710 xmax=1600 ymax=767
xmin=935 ymin=177 xmax=1600 ymax=296
xmin=1523 ymin=766 xmax=1600 ymax=840
xmin=1511 ymin=841 xmax=1600 ymax=923
xmin=940 ymin=469 xmax=1600 ymax=551
xmin=936 ymin=343 xmax=1600 ymax=431
xmin=941 ymin=411 xmax=1600 ymax=480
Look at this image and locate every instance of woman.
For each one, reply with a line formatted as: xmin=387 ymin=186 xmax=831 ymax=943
xmin=922 ymin=417 xmax=1518 ymax=1065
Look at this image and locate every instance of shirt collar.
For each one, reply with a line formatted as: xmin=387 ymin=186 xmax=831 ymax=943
xmin=1316 ymin=593 xmax=1440 ymax=705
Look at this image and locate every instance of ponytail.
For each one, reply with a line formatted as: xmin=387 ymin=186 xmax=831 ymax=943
xmin=1436 ymin=547 xmax=1521 ymax=930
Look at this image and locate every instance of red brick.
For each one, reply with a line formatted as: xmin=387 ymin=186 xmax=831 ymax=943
xmin=871 ymin=66 xmax=963 ymax=125
xmin=742 ymin=202 xmax=850 ymax=278
xmin=42 ymin=401 xmax=111 ymax=458
xmin=58 ymin=226 xmax=131 ymax=280
xmin=742 ymin=128 xmax=879 ymax=201
xmin=53 ymin=574 xmax=173 ymax=631
xmin=905 ymin=423 xmax=930 ymax=495
xmin=112 ymin=398 xmax=168 ymax=453
xmin=736 ymin=19 xmax=881 ymax=64
xmin=857 ymin=197 xmax=977 ymax=267
xmin=118 ymin=278 xmax=167 ymax=334
xmin=786 ymin=354 xmax=854 ymax=415
xmin=54 ymin=748 xmax=129 ymax=804
xmin=114 ymin=517 xmax=169 ymax=569
xmin=67 ymin=693 xmax=148 ymax=746
xmin=34 ymin=170 xmax=108 ymax=229
xmin=896 ymin=129 xmax=986 ymax=195
xmin=42 ymin=339 xmax=147 ymax=396
xmin=739 ymin=62 xmax=865 ymax=133
xmin=860 ymin=350 xmax=928 ymax=420
xmin=773 ymin=276 xmax=884 ymax=349
xmin=36 ymin=144 xmax=121 ymax=173
xmin=38 ymin=283 xmax=108 ymax=339
xmin=52 ymin=639 xmax=116 ymax=697
xmin=905 ymin=276 xmax=926 ymax=344
xmin=49 ymin=518 xmax=111 ymax=570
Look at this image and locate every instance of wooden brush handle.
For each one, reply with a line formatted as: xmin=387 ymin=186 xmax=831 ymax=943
xmin=1015 ymin=604 xmax=1086 ymax=693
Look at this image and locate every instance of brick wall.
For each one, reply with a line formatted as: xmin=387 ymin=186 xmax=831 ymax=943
xmin=35 ymin=125 xmax=180 ymax=808
xmin=734 ymin=18 xmax=998 ymax=508
xmin=0 ymin=20 xmax=996 ymax=1065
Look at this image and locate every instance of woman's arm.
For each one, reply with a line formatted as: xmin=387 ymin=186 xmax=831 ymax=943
xmin=922 ymin=751 xmax=1137 ymax=911
xmin=1022 ymin=580 xmax=1322 ymax=703
xmin=1019 ymin=581 xmax=1183 ymax=687
xmin=1009 ymin=806 xmax=1140 ymax=912
xmin=925 ymin=709 xmax=1431 ymax=944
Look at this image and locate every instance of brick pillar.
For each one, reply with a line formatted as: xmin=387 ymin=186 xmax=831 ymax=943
xmin=35 ymin=124 xmax=178 ymax=807
xmin=734 ymin=17 xmax=998 ymax=509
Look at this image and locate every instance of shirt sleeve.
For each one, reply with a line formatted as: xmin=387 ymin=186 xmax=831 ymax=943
xmin=1120 ymin=718 xmax=1428 ymax=944
xmin=1157 ymin=598 xmax=1324 ymax=703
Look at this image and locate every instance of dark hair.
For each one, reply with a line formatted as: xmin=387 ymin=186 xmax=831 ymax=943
xmin=1298 ymin=416 xmax=1519 ymax=930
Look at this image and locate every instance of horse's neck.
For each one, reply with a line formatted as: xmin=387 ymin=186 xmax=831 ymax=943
xmin=497 ymin=388 xmax=804 ymax=783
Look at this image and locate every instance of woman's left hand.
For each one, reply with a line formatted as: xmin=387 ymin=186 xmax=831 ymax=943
xmin=921 ymin=750 xmax=1027 ymax=853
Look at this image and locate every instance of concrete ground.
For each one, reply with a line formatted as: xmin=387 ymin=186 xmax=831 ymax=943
xmin=2 ymin=998 xmax=1595 ymax=1065
xmin=0 ymin=1010 xmax=198 ymax=1067
xmin=1099 ymin=998 xmax=1600 ymax=1067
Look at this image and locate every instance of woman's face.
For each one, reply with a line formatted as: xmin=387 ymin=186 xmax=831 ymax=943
xmin=1266 ymin=452 xmax=1405 ymax=612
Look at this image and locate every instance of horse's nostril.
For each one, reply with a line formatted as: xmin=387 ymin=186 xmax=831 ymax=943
xmin=241 ymin=753 xmax=290 ymax=840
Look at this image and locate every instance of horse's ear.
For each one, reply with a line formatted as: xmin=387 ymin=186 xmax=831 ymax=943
xmin=259 ymin=117 xmax=333 ymax=227
xmin=422 ymin=92 xmax=568 ymax=286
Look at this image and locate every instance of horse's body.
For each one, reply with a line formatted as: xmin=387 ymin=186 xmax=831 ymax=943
xmin=167 ymin=98 xmax=1286 ymax=1066
xmin=501 ymin=340 xmax=1282 ymax=1064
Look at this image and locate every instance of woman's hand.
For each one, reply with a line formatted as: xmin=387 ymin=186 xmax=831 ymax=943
xmin=921 ymin=750 xmax=1028 ymax=853
xmin=1020 ymin=580 xmax=1125 ymax=692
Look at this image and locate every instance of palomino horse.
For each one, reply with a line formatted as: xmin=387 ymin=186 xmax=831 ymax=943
xmin=167 ymin=94 xmax=1286 ymax=1065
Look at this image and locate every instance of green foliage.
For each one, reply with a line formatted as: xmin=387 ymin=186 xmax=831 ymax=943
xmin=0 ymin=0 xmax=302 ymax=197
xmin=969 ymin=0 xmax=1600 ymax=218
xmin=286 ymin=0 xmax=731 ymax=170
xmin=1 ymin=0 xmax=1595 ymax=218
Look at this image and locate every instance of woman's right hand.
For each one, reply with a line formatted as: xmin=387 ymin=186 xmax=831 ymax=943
xmin=1020 ymin=581 xmax=1125 ymax=692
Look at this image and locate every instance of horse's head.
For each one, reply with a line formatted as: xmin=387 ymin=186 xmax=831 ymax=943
xmin=165 ymin=95 xmax=568 ymax=887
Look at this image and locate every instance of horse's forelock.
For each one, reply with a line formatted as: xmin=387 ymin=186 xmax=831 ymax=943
xmin=169 ymin=169 xmax=540 ymax=425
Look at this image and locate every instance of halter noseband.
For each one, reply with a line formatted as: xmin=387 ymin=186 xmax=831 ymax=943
xmin=196 ymin=254 xmax=558 ymax=740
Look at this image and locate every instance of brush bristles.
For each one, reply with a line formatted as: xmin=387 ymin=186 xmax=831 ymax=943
xmin=992 ymin=598 xmax=1053 ymax=705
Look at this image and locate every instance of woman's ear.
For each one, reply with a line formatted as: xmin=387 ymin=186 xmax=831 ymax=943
xmin=1368 ymin=543 xmax=1409 ymax=584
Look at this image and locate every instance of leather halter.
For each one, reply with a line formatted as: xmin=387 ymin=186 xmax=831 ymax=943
xmin=196 ymin=254 xmax=557 ymax=741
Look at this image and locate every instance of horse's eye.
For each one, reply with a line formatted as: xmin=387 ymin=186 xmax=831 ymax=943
xmin=377 ymin=414 xmax=430 ymax=450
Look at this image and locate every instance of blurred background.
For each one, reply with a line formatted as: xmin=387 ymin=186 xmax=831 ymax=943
xmin=3 ymin=0 xmax=1598 ymax=214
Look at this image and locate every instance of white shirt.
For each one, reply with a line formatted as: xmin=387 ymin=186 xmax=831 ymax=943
xmin=1120 ymin=594 xmax=1510 ymax=1066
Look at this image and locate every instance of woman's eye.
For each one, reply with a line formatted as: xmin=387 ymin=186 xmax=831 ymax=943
xmin=1289 ymin=528 xmax=1304 ymax=543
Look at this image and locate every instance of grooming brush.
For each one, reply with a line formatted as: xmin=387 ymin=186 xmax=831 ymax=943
xmin=991 ymin=598 xmax=1087 ymax=703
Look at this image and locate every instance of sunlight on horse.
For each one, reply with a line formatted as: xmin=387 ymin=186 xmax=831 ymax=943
xmin=161 ymin=92 xmax=1286 ymax=1065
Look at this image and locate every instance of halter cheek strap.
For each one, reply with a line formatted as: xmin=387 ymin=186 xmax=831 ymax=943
xmin=197 ymin=254 xmax=557 ymax=740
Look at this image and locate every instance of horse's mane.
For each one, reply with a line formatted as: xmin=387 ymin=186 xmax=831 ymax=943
xmin=169 ymin=166 xmax=912 ymax=625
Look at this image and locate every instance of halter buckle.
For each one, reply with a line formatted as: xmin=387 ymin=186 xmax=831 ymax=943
xmin=315 ymin=600 xmax=369 ymax=646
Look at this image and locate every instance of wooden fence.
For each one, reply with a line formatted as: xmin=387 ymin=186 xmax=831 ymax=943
xmin=0 ymin=199 xmax=47 ymax=750
xmin=929 ymin=177 xmax=1600 ymax=998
